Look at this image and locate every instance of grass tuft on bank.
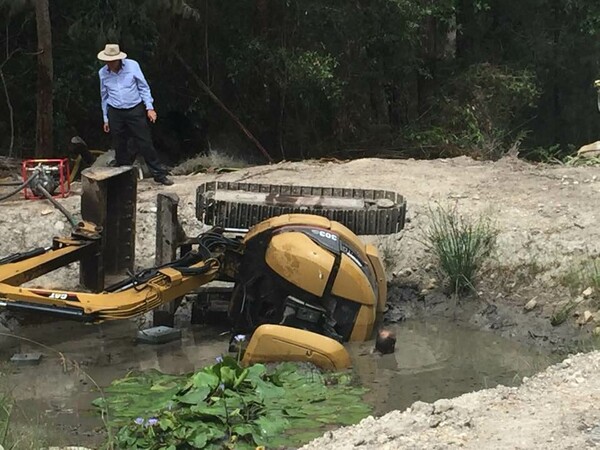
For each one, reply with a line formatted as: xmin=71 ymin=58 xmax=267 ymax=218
xmin=420 ymin=204 xmax=497 ymax=295
xmin=560 ymin=256 xmax=600 ymax=302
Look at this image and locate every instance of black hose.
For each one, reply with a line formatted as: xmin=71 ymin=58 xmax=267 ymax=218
xmin=0 ymin=172 xmax=39 ymax=202
xmin=34 ymin=184 xmax=78 ymax=228
xmin=0 ymin=247 xmax=47 ymax=265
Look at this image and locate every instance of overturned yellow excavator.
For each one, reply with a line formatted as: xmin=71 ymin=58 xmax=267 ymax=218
xmin=0 ymin=167 xmax=406 ymax=370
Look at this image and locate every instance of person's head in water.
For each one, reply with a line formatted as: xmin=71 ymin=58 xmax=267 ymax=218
xmin=375 ymin=328 xmax=396 ymax=354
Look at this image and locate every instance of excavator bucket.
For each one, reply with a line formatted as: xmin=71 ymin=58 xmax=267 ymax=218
xmin=196 ymin=181 xmax=406 ymax=235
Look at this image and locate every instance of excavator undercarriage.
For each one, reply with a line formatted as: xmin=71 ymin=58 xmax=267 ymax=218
xmin=0 ymin=167 xmax=406 ymax=370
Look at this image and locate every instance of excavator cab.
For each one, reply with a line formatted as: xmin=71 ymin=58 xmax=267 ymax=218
xmin=229 ymin=214 xmax=387 ymax=344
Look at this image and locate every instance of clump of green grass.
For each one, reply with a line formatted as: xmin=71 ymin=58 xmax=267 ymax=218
xmin=560 ymin=155 xmax=600 ymax=167
xmin=550 ymin=300 xmax=577 ymax=327
xmin=377 ymin=237 xmax=397 ymax=270
xmin=560 ymin=257 xmax=600 ymax=300
xmin=420 ymin=204 xmax=497 ymax=295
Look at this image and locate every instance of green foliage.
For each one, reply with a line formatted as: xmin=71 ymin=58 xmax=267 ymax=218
xmin=409 ymin=63 xmax=540 ymax=160
xmin=550 ymin=301 xmax=577 ymax=327
xmin=95 ymin=357 xmax=370 ymax=449
xmin=2 ymin=0 xmax=600 ymax=159
xmin=420 ymin=204 xmax=497 ymax=295
xmin=556 ymin=155 xmax=600 ymax=167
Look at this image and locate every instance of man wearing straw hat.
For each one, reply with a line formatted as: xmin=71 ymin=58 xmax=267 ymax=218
xmin=97 ymin=44 xmax=173 ymax=185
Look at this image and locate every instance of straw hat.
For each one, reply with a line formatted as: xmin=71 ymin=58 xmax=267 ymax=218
xmin=97 ymin=44 xmax=127 ymax=62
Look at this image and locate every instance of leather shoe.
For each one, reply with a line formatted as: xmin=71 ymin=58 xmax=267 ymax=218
xmin=154 ymin=176 xmax=174 ymax=186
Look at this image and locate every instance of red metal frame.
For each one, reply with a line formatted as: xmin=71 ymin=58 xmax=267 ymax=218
xmin=21 ymin=158 xmax=71 ymax=200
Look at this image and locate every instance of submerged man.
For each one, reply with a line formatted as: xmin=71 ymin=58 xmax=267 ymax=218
xmin=97 ymin=44 xmax=173 ymax=185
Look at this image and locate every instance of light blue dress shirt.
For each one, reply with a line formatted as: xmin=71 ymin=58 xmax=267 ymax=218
xmin=98 ymin=59 xmax=154 ymax=123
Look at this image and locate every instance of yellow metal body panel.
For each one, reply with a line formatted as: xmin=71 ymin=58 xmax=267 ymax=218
xmin=366 ymin=244 xmax=387 ymax=313
xmin=265 ymin=232 xmax=334 ymax=297
xmin=242 ymin=324 xmax=352 ymax=371
xmin=246 ymin=214 xmax=373 ymax=267
xmin=331 ymin=253 xmax=376 ymax=306
xmin=243 ymin=214 xmax=332 ymax=243
xmin=349 ymin=305 xmax=376 ymax=342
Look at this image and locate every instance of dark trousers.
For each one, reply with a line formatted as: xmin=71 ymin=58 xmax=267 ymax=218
xmin=107 ymin=103 xmax=166 ymax=178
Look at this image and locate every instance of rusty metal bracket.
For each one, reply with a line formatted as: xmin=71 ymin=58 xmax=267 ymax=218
xmin=153 ymin=192 xmax=187 ymax=326
xmin=196 ymin=182 xmax=407 ymax=235
xmin=80 ymin=166 xmax=137 ymax=292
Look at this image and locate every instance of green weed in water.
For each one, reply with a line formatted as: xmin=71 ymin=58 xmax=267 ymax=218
xmin=95 ymin=357 xmax=370 ymax=449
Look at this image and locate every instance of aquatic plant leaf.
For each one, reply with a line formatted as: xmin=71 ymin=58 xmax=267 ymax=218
xmin=97 ymin=360 xmax=371 ymax=449
xmin=178 ymin=386 xmax=211 ymax=405
xmin=190 ymin=371 xmax=220 ymax=389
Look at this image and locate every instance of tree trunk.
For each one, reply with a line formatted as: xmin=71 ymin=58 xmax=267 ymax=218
xmin=455 ymin=0 xmax=474 ymax=62
xmin=34 ymin=0 xmax=53 ymax=157
xmin=256 ymin=0 xmax=269 ymax=35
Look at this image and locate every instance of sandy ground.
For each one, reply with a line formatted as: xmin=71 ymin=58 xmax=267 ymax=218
xmin=1 ymin=155 xmax=600 ymax=447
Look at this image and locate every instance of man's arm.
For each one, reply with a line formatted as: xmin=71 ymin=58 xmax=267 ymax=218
xmin=132 ymin=61 xmax=155 ymax=112
xmin=100 ymin=75 xmax=109 ymax=124
xmin=99 ymin=72 xmax=110 ymax=132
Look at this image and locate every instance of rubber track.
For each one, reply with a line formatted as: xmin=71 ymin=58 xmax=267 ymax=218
xmin=196 ymin=181 xmax=406 ymax=235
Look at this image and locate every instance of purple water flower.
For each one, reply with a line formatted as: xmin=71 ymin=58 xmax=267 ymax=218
xmin=233 ymin=334 xmax=246 ymax=343
xmin=215 ymin=356 xmax=224 ymax=363
xmin=134 ymin=417 xmax=144 ymax=426
xmin=146 ymin=417 xmax=159 ymax=427
xmin=218 ymin=383 xmax=225 ymax=391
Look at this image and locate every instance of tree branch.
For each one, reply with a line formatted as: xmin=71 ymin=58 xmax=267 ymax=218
xmin=175 ymin=52 xmax=274 ymax=163
xmin=1 ymin=22 xmax=18 ymax=156
xmin=0 ymin=68 xmax=14 ymax=156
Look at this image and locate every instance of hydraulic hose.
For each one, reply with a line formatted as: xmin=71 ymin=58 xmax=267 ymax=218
xmin=33 ymin=184 xmax=78 ymax=228
xmin=0 ymin=171 xmax=39 ymax=202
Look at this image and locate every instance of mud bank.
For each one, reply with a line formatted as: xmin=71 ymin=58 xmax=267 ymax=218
xmin=384 ymin=283 xmax=585 ymax=355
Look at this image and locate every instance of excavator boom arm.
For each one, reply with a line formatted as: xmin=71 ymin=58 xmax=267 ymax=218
xmin=0 ymin=226 xmax=222 ymax=322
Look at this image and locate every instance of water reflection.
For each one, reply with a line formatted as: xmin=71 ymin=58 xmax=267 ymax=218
xmin=348 ymin=320 xmax=557 ymax=415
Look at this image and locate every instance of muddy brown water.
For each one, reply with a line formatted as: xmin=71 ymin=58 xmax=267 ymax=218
xmin=0 ymin=316 xmax=556 ymax=448
xmin=348 ymin=320 xmax=557 ymax=416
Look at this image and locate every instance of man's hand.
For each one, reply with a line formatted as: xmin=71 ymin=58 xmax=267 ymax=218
xmin=147 ymin=109 xmax=157 ymax=123
xmin=103 ymin=123 xmax=110 ymax=133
